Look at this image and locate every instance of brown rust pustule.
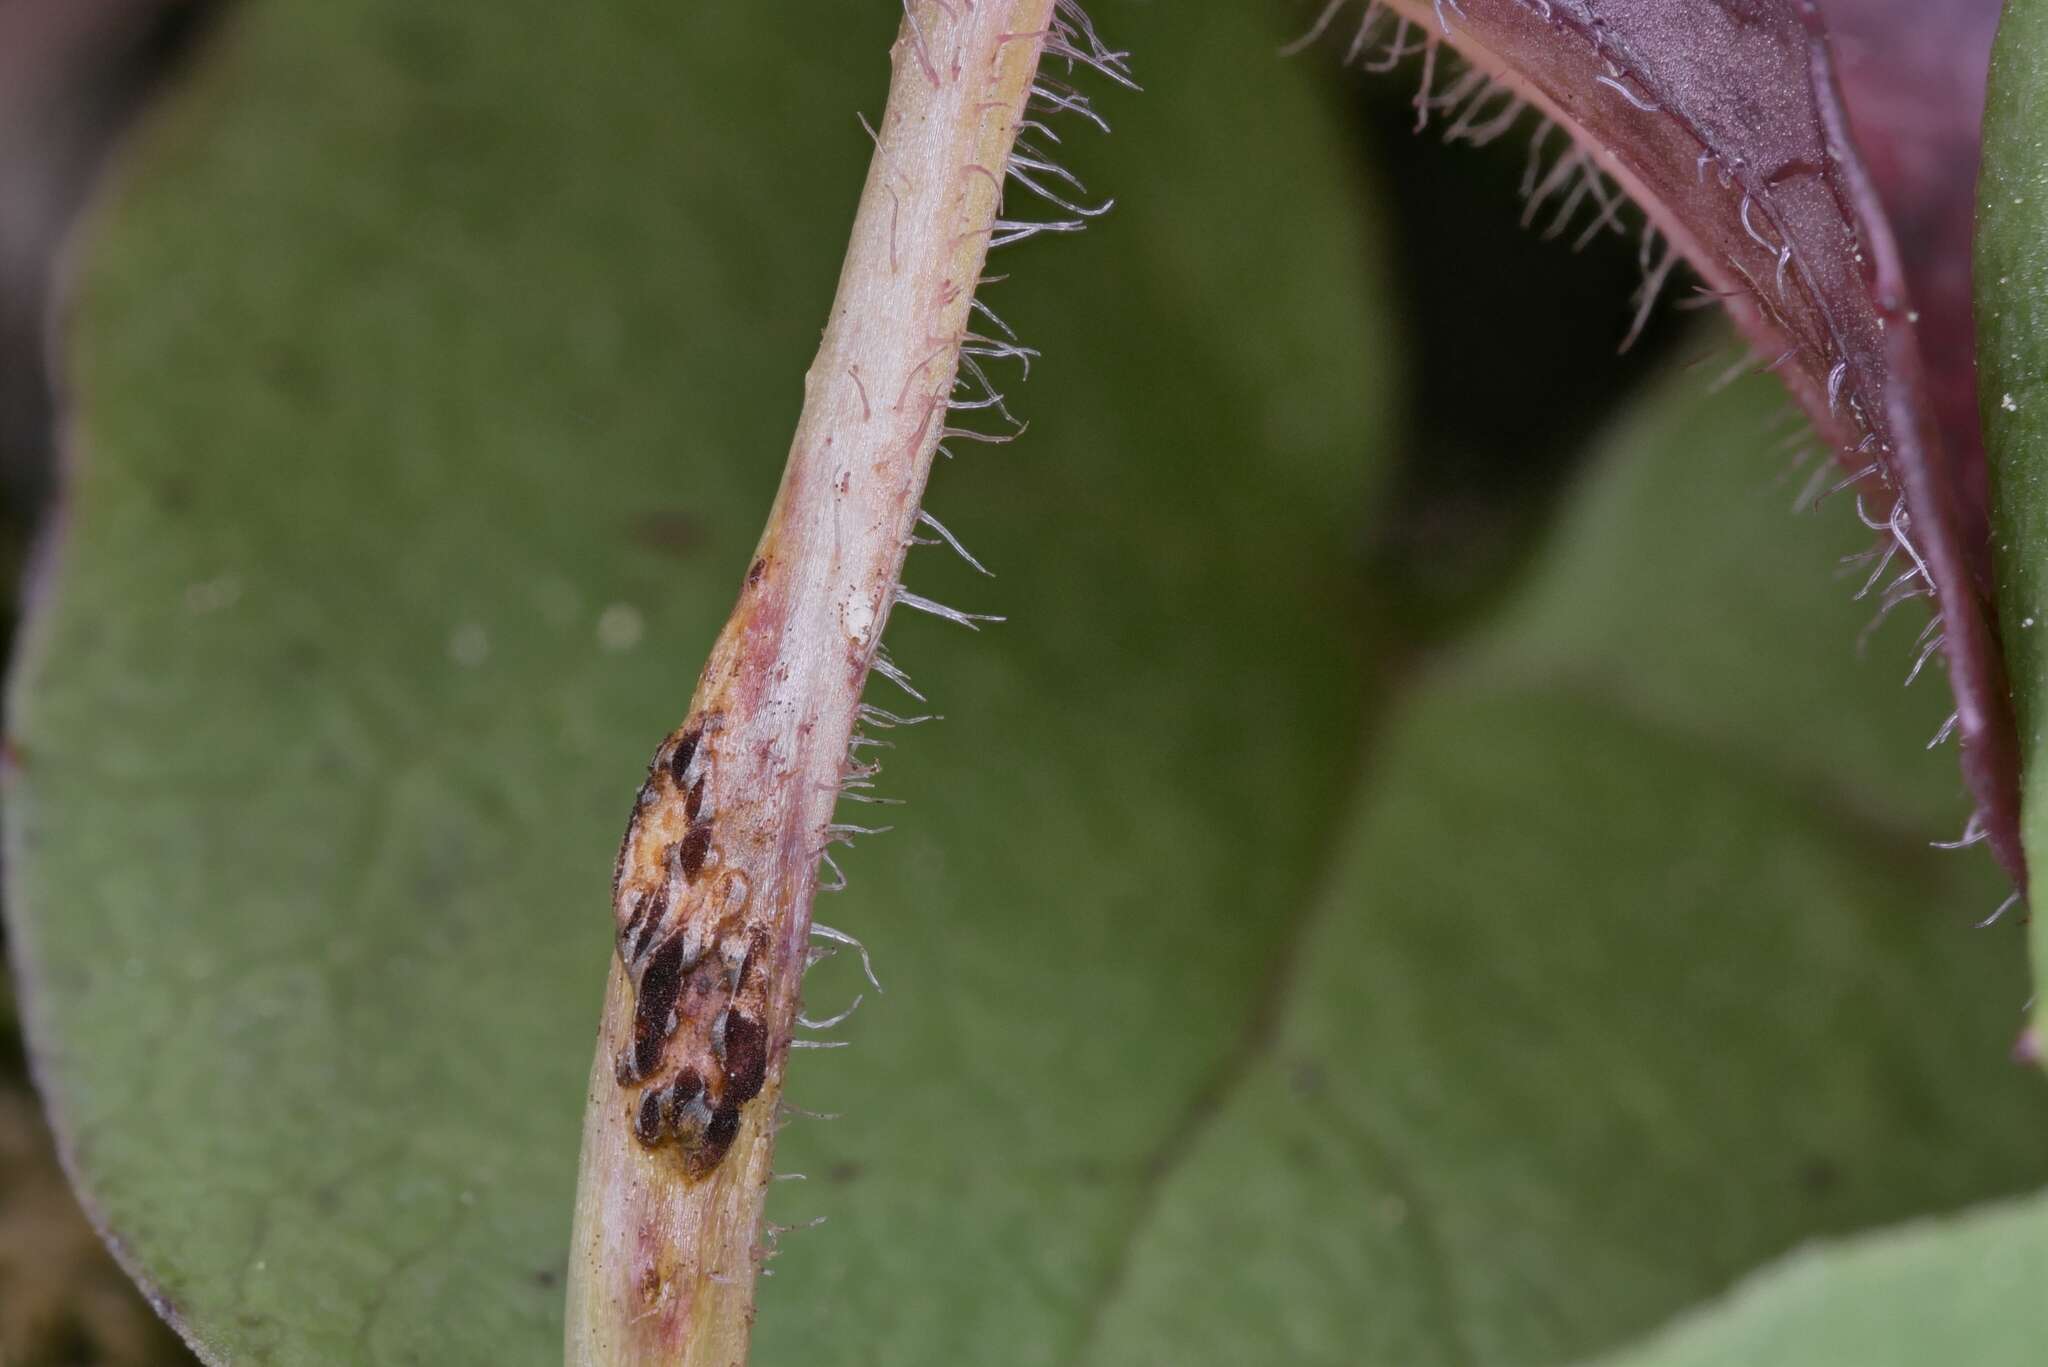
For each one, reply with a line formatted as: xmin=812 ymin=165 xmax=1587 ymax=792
xmin=569 ymin=3 xmax=1072 ymax=1359
xmin=611 ymin=712 xmax=780 ymax=1181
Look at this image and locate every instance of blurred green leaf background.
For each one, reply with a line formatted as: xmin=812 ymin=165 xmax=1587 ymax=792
xmin=3 ymin=1 xmax=2046 ymax=1364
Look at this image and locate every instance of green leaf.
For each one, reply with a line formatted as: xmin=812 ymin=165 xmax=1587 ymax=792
xmin=1570 ymin=6 xmax=2048 ymax=1360
xmin=1071 ymin=355 xmax=2048 ymax=1367
xmin=1983 ymin=0 xmax=2048 ymax=1040
xmin=1582 ymin=1188 xmax=2048 ymax=1367
xmin=10 ymin=0 xmax=2046 ymax=1363
xmin=4 ymin=1 xmax=1392 ymax=1361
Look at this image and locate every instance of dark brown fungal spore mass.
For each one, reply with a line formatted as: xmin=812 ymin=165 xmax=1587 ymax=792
xmin=626 ymin=883 xmax=668 ymax=962
xmin=669 ymin=724 xmax=701 ymax=788
xmin=620 ymin=931 xmax=777 ymax=1173
xmin=704 ymin=1105 xmax=742 ymax=1155
xmin=610 ymin=712 xmax=776 ymax=1178
xmin=635 ymin=1090 xmax=665 ymax=1145
xmin=678 ymin=823 xmax=713 ymax=882
xmin=722 ymin=1014 xmax=768 ymax=1107
xmin=667 ymin=1067 xmax=704 ymax=1114
xmin=628 ymin=932 xmax=690 ymax=1081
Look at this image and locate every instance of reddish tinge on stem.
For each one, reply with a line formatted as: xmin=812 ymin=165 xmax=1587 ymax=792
xmin=566 ymin=3 xmax=1060 ymax=1363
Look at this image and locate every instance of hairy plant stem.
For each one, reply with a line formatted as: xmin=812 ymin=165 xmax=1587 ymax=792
xmin=565 ymin=4 xmax=1056 ymax=1362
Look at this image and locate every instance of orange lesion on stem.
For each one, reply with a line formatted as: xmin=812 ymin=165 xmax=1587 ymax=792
xmin=565 ymin=4 xmax=1058 ymax=1363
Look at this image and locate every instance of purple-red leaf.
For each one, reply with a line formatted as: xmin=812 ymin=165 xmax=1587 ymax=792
xmin=1319 ymin=0 xmax=2022 ymax=883
xmin=1818 ymin=0 xmax=2002 ymax=541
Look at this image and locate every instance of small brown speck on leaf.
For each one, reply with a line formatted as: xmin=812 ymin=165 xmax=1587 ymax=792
xmin=633 ymin=510 xmax=706 ymax=557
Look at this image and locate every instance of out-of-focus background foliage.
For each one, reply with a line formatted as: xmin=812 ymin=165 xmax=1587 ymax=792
xmin=1 ymin=2 xmax=2043 ymax=1364
xmin=2 ymin=7 xmax=221 ymax=1360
